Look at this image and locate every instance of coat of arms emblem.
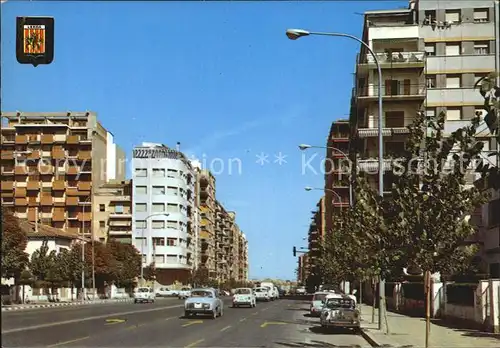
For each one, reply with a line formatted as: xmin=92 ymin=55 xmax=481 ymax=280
xmin=16 ymin=17 xmax=54 ymax=66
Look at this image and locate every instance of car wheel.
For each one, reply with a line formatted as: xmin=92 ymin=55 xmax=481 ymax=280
xmin=134 ymin=300 xmax=137 ymax=303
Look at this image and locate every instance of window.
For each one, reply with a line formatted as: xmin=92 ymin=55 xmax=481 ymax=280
xmin=167 ymin=203 xmax=179 ymax=213
xmin=488 ymin=198 xmax=500 ymax=227
xmin=424 ymin=10 xmax=436 ymax=22
xmin=135 ymin=203 xmax=147 ymax=212
xmin=167 ymin=186 xmax=178 ymax=196
xmin=426 ymin=75 xmax=436 ymax=88
xmin=115 ymin=204 xmax=123 ymax=214
xmin=426 ymin=108 xmax=436 ymax=119
xmin=135 ymin=186 xmax=147 ymax=195
xmin=166 ymin=254 xmax=178 ymax=264
xmin=167 ymin=238 xmax=177 ymax=246
xmin=152 ymin=186 xmax=165 ymax=195
xmin=445 ymin=43 xmax=461 ymax=56
xmin=474 ymin=42 xmax=489 ymax=55
xmin=167 ymin=169 xmax=178 ymax=178
xmin=384 ymin=111 xmax=405 ymax=128
xmin=446 ymin=108 xmax=462 ymax=120
xmin=445 ymin=9 xmax=460 ymax=23
xmin=99 ymin=204 xmax=105 ymax=212
xmin=152 ymin=168 xmax=165 ymax=177
xmin=135 ymin=169 xmax=147 ymax=177
xmin=152 ymin=203 xmax=165 ymax=212
xmin=136 ymin=237 xmax=146 ymax=246
xmin=99 ymin=220 xmax=106 ymax=228
xmin=424 ymin=43 xmax=435 ymax=56
xmin=136 ymin=220 xmax=147 ymax=229
xmin=153 ymin=237 xmax=165 ymax=246
xmin=155 ymin=255 xmax=165 ymax=264
xmin=446 ymin=75 xmax=461 ymax=88
xmin=474 ymin=8 xmax=489 ymax=23
xmin=167 ymin=220 xmax=178 ymax=229
xmin=152 ymin=220 xmax=165 ymax=229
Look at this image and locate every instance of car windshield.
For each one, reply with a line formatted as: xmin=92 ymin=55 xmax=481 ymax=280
xmin=313 ymin=293 xmax=327 ymax=302
xmin=137 ymin=288 xmax=149 ymax=293
xmin=235 ymin=288 xmax=251 ymax=294
xmin=254 ymin=288 xmax=266 ymax=292
xmin=191 ymin=290 xmax=212 ymax=298
xmin=181 ymin=288 xmax=190 ymax=291
xmin=325 ymin=298 xmax=354 ymax=309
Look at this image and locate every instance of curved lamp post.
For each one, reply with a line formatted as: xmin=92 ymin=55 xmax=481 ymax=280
xmin=299 ymin=144 xmax=353 ymax=206
xmin=304 ymin=186 xmax=345 ymax=210
xmin=289 ymin=28 xmax=386 ymax=331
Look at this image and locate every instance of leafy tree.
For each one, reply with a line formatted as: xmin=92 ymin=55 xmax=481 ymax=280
xmin=90 ymin=241 xmax=117 ymax=288
xmin=143 ymin=262 xmax=156 ymax=282
xmin=474 ymin=72 xmax=499 ymax=190
xmin=1 ymin=207 xmax=29 ymax=281
xmin=107 ymin=239 xmax=141 ymax=288
xmin=190 ymin=267 xmax=209 ymax=286
xmin=30 ymin=240 xmax=56 ymax=289
xmin=381 ymin=110 xmax=487 ymax=276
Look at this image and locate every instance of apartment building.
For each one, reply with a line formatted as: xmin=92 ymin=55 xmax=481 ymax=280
xmin=324 ymin=120 xmax=352 ymax=234
xmin=297 ymin=253 xmax=309 ymax=284
xmin=215 ymin=201 xmax=231 ymax=282
xmin=131 ymin=142 xmax=195 ymax=285
xmin=198 ymin=169 xmax=217 ymax=277
xmin=0 ymin=112 xmax=124 ymax=237
xmin=190 ymin=160 xmax=202 ymax=271
xmin=307 ymin=196 xmax=326 ymax=289
xmin=480 ymin=189 xmax=500 ymax=277
xmin=351 ymin=0 xmax=499 ymax=192
xmin=93 ymin=180 xmax=132 ymax=243
xmin=238 ymin=232 xmax=249 ymax=281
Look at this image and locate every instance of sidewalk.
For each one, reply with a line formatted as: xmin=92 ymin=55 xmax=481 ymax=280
xmin=1 ymin=298 xmax=133 ymax=311
xmin=359 ymin=305 xmax=500 ymax=347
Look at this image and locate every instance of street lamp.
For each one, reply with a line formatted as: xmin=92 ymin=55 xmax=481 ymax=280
xmin=304 ymin=186 xmax=344 ymax=210
xmin=140 ymin=213 xmax=170 ymax=286
xmin=299 ymin=144 xmax=353 ymax=206
xmin=288 ymin=28 xmax=386 ymax=331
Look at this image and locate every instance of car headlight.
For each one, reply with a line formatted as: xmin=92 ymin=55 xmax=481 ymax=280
xmin=203 ymin=303 xmax=210 ymax=309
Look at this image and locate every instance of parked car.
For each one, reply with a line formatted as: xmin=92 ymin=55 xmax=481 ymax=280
xmin=156 ymin=287 xmax=178 ymax=297
xmin=232 ymin=288 xmax=256 ymax=308
xmin=178 ymin=287 xmax=191 ymax=299
xmin=310 ymin=291 xmax=330 ymax=317
xmin=184 ymin=288 xmax=223 ymax=319
xmin=296 ymin=287 xmax=306 ymax=295
xmin=320 ymin=293 xmax=360 ymax=331
xmin=134 ymin=287 xmax=155 ymax=303
xmin=254 ymin=287 xmax=270 ymax=302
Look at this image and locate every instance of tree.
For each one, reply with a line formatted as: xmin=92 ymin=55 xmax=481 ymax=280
xmin=382 ymin=110 xmax=487 ymax=276
xmin=107 ymin=239 xmax=141 ymax=288
xmin=1 ymin=207 xmax=29 ymax=281
xmin=474 ymin=72 xmax=499 ymax=190
xmin=143 ymin=263 xmax=156 ymax=282
xmin=190 ymin=267 xmax=209 ymax=287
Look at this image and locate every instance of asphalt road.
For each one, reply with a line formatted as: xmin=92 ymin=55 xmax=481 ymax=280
xmin=2 ymin=297 xmax=372 ymax=347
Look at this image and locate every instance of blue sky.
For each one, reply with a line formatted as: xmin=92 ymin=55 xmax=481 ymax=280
xmin=1 ymin=0 xmax=406 ymax=280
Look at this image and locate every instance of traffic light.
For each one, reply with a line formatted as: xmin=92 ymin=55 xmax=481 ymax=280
xmin=293 ymin=246 xmax=297 ymax=257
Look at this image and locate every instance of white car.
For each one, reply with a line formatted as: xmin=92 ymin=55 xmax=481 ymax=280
xmin=296 ymin=287 xmax=306 ymax=295
xmin=254 ymin=287 xmax=270 ymax=302
xmin=261 ymin=282 xmax=279 ymax=300
xmin=156 ymin=287 xmax=178 ymax=297
xmin=232 ymin=288 xmax=256 ymax=308
xmin=178 ymin=287 xmax=191 ymax=299
xmin=134 ymin=287 xmax=155 ymax=303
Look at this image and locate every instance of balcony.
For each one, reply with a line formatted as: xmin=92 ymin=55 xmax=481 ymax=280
xmin=66 ymin=135 xmax=79 ymax=145
xmin=28 ymin=197 xmax=38 ymax=207
xmin=357 ymin=158 xmax=398 ymax=172
xmin=52 ymin=211 xmax=65 ymax=222
xmin=1 ymin=151 xmax=14 ymax=160
xmin=357 ymin=83 xmax=426 ymax=103
xmin=357 ymin=127 xmax=409 ymax=138
xmin=358 ymin=51 xmax=425 ymax=72
xmin=426 ymin=54 xmax=495 ymax=74
xmin=41 ymin=134 xmax=54 ymax=144
xmin=109 ymin=212 xmax=132 ymax=219
xmin=66 ymin=196 xmax=79 ymax=205
xmin=27 ymin=181 xmax=40 ymax=190
xmin=39 ymin=165 xmax=54 ymax=175
xmin=15 ymin=197 xmax=28 ymax=206
xmin=78 ymin=212 xmax=92 ymax=221
xmin=26 ymin=150 xmax=41 ymax=160
xmin=426 ymin=88 xmax=484 ymax=107
xmin=15 ymin=135 xmax=28 ymax=144
xmin=109 ymin=220 xmax=132 ymax=227
xmin=52 ymin=181 xmax=65 ymax=190
xmin=67 ymin=166 xmax=79 ymax=175
xmin=77 ymin=151 xmax=92 ymax=160
xmin=110 ymin=195 xmax=130 ymax=202
xmin=77 ymin=181 xmax=91 ymax=191
xmin=1 ymin=181 xmax=14 ymax=191
xmin=40 ymin=196 xmax=53 ymax=206
xmin=51 ymin=148 xmax=66 ymax=159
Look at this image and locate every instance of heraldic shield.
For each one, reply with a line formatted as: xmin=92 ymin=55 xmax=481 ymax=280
xmin=16 ymin=17 xmax=54 ymax=66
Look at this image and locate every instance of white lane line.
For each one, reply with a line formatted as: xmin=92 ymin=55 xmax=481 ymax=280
xmin=3 ymin=304 xmax=184 ymax=334
xmin=240 ymin=318 xmax=247 ymax=322
xmin=220 ymin=325 xmax=231 ymax=332
xmin=46 ymin=336 xmax=89 ymax=347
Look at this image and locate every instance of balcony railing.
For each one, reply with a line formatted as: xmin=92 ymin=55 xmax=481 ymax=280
xmin=357 ymin=84 xmax=426 ymax=99
xmin=360 ymin=51 xmax=425 ymax=67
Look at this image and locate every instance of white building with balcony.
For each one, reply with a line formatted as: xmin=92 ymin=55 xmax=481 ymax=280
xmin=132 ymin=142 xmax=195 ymax=285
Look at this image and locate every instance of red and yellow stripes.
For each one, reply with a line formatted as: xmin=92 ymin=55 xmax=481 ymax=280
xmin=23 ymin=25 xmax=45 ymax=54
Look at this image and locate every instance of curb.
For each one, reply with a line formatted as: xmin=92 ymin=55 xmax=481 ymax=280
xmin=1 ymin=298 xmax=133 ymax=312
xmin=361 ymin=328 xmax=381 ymax=347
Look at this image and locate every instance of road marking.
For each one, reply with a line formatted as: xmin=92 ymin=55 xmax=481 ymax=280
xmin=182 ymin=319 xmax=203 ymax=327
xmin=220 ymin=325 xmax=231 ymax=332
xmin=260 ymin=321 xmax=287 ymax=328
xmin=46 ymin=336 xmax=89 ymax=347
xmin=126 ymin=323 xmax=145 ymax=330
xmin=252 ymin=312 xmax=258 ymax=315
xmin=3 ymin=303 xmax=184 ymax=334
xmin=239 ymin=318 xmax=247 ymax=322
xmin=105 ymin=318 xmax=126 ymax=325
xmin=184 ymin=339 xmax=204 ymax=348
xmin=261 ymin=307 xmax=269 ymax=311
xmin=165 ymin=316 xmax=175 ymax=321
